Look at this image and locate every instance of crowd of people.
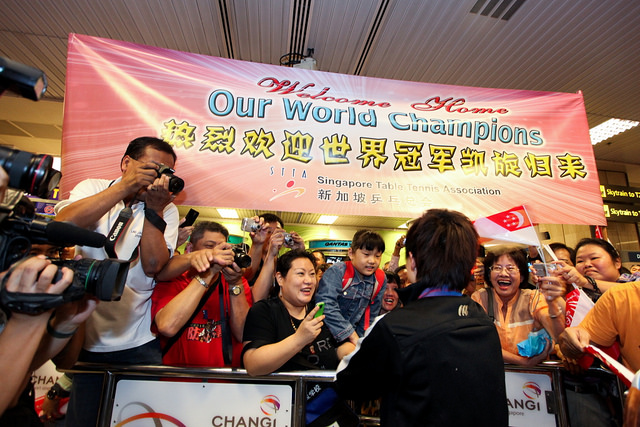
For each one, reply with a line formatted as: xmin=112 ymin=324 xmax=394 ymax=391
xmin=0 ymin=136 xmax=638 ymax=426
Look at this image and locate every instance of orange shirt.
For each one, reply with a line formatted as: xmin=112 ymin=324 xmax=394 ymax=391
xmin=472 ymin=288 xmax=548 ymax=355
xmin=579 ymin=281 xmax=640 ymax=371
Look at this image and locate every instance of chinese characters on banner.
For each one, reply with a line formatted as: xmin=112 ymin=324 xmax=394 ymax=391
xmin=61 ymin=34 xmax=605 ymax=225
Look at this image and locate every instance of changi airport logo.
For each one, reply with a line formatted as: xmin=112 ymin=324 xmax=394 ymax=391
xmin=508 ymin=381 xmax=544 ymax=415
xmin=522 ymin=381 xmax=542 ymax=399
xmin=114 ymin=402 xmax=187 ymax=427
xmin=260 ymin=395 xmax=281 ymax=416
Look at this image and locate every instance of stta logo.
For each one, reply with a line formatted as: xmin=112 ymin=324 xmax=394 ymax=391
xmin=522 ymin=382 xmax=542 ymax=399
xmin=260 ymin=395 xmax=281 ymax=416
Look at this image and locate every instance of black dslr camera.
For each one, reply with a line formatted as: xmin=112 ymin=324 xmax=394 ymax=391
xmin=156 ymin=163 xmax=184 ymax=194
xmin=232 ymin=244 xmax=251 ymax=268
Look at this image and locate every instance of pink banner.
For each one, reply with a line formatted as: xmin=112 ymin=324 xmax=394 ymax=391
xmin=62 ymin=34 xmax=605 ymax=225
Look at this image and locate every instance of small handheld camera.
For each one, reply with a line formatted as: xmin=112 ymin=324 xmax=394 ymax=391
xmin=283 ymin=232 xmax=294 ymax=247
xmin=241 ymin=218 xmax=261 ymax=233
xmin=532 ymin=263 xmax=558 ymax=278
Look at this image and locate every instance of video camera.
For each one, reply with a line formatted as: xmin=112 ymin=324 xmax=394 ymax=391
xmin=0 ymin=58 xmax=129 ymax=314
xmin=0 ymin=188 xmax=129 ymax=314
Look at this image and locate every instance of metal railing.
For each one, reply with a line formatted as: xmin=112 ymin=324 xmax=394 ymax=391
xmin=68 ymin=363 xmax=337 ymax=427
xmin=66 ymin=361 xmax=624 ymax=427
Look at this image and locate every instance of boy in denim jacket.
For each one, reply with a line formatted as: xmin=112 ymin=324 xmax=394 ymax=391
xmin=316 ymin=230 xmax=387 ymax=346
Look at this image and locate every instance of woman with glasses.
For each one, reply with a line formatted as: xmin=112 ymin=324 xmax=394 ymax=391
xmin=471 ymin=246 xmax=566 ymax=366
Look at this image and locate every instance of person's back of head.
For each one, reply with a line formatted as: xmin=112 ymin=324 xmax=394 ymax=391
xmin=351 ymin=229 xmax=385 ymax=253
xmin=405 ymin=209 xmax=477 ymax=291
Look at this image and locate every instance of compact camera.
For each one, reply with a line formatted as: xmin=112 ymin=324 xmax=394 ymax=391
xmin=156 ymin=163 xmax=184 ymax=194
xmin=532 ymin=263 xmax=558 ymax=278
xmin=283 ymin=232 xmax=294 ymax=247
xmin=241 ymin=218 xmax=261 ymax=233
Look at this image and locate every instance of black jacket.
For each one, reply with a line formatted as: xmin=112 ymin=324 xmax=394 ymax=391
xmin=335 ymin=294 xmax=508 ymax=427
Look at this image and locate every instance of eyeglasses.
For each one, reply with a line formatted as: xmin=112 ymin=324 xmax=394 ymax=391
xmin=490 ymin=265 xmax=519 ymax=274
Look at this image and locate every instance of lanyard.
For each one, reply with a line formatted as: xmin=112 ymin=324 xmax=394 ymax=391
xmin=104 ymin=203 xmax=134 ymax=259
xmin=104 ymin=180 xmax=138 ymax=260
xmin=418 ymin=286 xmax=462 ymax=299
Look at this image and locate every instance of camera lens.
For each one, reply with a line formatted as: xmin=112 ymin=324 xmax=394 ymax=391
xmin=0 ymin=147 xmax=61 ymax=198
xmin=167 ymin=175 xmax=184 ymax=193
xmin=55 ymin=259 xmax=130 ymax=301
xmin=156 ymin=164 xmax=184 ymax=194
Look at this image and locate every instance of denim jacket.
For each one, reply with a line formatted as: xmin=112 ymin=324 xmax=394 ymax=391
xmin=316 ymin=261 xmax=386 ymax=342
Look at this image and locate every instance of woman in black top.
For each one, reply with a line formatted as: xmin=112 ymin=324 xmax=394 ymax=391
xmin=242 ymin=249 xmax=351 ymax=374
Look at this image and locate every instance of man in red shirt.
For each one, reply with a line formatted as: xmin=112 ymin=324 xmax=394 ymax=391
xmin=152 ymin=221 xmax=252 ymax=367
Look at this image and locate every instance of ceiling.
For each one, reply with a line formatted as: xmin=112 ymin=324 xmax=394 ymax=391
xmin=0 ymin=0 xmax=639 ymax=229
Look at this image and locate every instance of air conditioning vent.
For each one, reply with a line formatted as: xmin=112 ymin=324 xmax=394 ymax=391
xmin=470 ymin=0 xmax=527 ymax=20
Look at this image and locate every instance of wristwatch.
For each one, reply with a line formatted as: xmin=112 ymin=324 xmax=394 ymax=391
xmin=229 ymin=284 xmax=243 ymax=296
xmin=193 ymin=275 xmax=209 ymax=289
xmin=46 ymin=384 xmax=69 ymax=400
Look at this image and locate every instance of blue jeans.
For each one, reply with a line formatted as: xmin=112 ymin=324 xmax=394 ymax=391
xmin=65 ymin=339 xmax=161 ymax=427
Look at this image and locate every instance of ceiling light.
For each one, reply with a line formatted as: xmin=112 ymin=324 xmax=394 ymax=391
xmin=589 ymin=118 xmax=639 ymax=145
xmin=217 ymin=208 xmax=238 ymax=219
xmin=317 ymin=215 xmax=338 ymax=225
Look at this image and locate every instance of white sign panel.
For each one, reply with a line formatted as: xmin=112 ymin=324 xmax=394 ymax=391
xmin=505 ymin=371 xmax=557 ymax=427
xmin=110 ymin=379 xmax=292 ymax=426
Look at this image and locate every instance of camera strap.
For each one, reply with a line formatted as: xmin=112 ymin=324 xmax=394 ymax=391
xmin=104 ymin=203 xmax=134 ymax=260
xmin=161 ymin=275 xmax=220 ymax=357
xmin=219 ymin=279 xmax=233 ymax=366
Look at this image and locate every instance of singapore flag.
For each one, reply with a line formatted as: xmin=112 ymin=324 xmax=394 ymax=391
xmin=473 ymin=205 xmax=541 ymax=247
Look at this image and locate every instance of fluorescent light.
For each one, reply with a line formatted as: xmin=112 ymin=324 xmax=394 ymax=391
xmin=217 ymin=208 xmax=238 ymax=219
xmin=317 ymin=215 xmax=338 ymax=225
xmin=590 ymin=118 xmax=639 ymax=145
